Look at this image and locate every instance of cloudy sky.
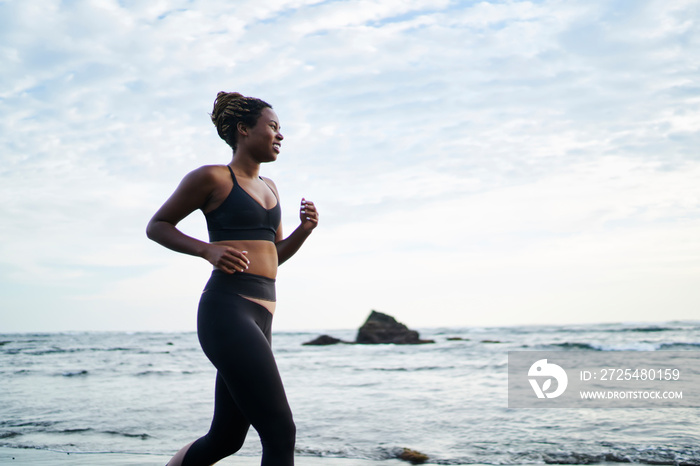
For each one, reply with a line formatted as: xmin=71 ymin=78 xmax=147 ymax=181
xmin=1 ymin=0 xmax=699 ymax=333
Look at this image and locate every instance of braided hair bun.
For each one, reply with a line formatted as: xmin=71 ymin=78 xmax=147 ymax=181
xmin=210 ymin=92 xmax=272 ymax=150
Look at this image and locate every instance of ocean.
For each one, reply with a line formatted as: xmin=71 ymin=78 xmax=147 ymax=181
xmin=1 ymin=321 xmax=699 ymax=465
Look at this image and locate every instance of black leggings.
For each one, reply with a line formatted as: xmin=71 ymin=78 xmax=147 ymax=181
xmin=182 ymin=270 xmax=295 ymax=466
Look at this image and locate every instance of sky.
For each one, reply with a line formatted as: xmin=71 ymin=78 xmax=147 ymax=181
xmin=1 ymin=0 xmax=699 ymax=333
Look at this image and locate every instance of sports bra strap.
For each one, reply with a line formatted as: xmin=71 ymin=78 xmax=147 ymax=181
xmin=226 ymin=165 xmax=277 ymax=200
xmin=226 ymin=165 xmax=236 ymax=185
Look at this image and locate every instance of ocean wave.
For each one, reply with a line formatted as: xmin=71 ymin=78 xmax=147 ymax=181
xmin=295 ymin=446 xmax=375 ymax=459
xmin=0 ymin=421 xmax=56 ymax=429
xmin=135 ymin=370 xmax=195 ymax=376
xmin=659 ymin=342 xmax=700 ymax=350
xmin=24 ymin=347 xmax=136 ymax=356
xmin=610 ymin=326 xmax=679 ymax=333
xmin=102 ymin=430 xmax=151 ymax=440
xmin=0 ymin=342 xmax=147 ymax=356
xmin=56 ymin=428 xmax=92 ymax=434
xmin=544 ymin=341 xmax=689 ymax=351
xmin=59 ymin=370 xmax=89 ymax=377
xmin=550 ymin=342 xmax=602 ymax=351
xmin=0 ymin=428 xmax=152 ymax=451
xmin=367 ymin=366 xmax=454 ymax=372
xmin=566 ymin=322 xmax=700 ymax=335
xmin=53 ymin=427 xmax=151 ymax=440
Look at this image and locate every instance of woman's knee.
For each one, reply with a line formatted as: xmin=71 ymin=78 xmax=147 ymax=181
xmin=282 ymin=417 xmax=297 ymax=444
xmin=220 ymin=431 xmax=247 ymax=455
xmin=198 ymin=430 xmax=247 ymax=461
xmin=260 ymin=416 xmax=296 ymax=451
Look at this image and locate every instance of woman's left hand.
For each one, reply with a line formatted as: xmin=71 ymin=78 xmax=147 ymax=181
xmin=300 ymin=198 xmax=319 ymax=232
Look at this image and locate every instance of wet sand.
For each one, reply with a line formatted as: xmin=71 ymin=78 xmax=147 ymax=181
xmin=0 ymin=447 xmax=412 ymax=465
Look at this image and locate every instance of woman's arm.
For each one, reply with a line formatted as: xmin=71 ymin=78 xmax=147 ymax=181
xmin=146 ymin=166 xmax=250 ymax=274
xmin=276 ymin=198 xmax=319 ymax=265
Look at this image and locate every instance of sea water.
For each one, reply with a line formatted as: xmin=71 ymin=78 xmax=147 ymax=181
xmin=1 ymin=322 xmax=699 ymax=464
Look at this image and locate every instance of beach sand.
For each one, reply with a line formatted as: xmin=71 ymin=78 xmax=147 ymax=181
xmin=0 ymin=447 xmax=629 ymax=466
xmin=0 ymin=447 xmax=412 ymax=465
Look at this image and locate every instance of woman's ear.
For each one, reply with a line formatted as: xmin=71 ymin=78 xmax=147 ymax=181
xmin=237 ymin=121 xmax=248 ymax=137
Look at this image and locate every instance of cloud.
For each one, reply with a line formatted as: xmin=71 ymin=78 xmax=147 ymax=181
xmin=1 ymin=0 xmax=699 ymax=331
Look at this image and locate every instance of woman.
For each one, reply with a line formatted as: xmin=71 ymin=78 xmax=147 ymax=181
xmin=146 ymin=92 xmax=318 ymax=466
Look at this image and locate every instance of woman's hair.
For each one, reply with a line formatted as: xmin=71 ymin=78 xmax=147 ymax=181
xmin=210 ymin=92 xmax=272 ymax=151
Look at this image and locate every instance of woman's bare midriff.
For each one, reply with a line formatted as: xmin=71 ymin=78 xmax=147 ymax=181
xmin=212 ymin=239 xmax=278 ymax=314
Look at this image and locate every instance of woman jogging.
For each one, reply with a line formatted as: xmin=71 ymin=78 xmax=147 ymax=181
xmin=147 ymin=92 xmax=318 ymax=466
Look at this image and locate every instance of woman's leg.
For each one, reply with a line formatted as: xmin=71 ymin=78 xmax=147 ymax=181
xmin=165 ymin=441 xmax=194 ymax=466
xmin=184 ymin=290 xmax=295 ymax=466
xmin=168 ymin=372 xmax=251 ymax=466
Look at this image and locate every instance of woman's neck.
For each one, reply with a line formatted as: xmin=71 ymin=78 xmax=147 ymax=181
xmin=230 ymin=152 xmax=260 ymax=179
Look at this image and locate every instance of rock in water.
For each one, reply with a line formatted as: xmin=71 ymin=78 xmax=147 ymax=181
xmin=302 ymin=335 xmax=343 ymax=346
xmin=397 ymin=447 xmax=429 ymax=464
xmin=355 ymin=310 xmax=434 ymax=344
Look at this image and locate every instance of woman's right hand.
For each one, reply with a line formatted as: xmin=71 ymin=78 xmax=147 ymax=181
xmin=203 ymin=244 xmax=250 ymax=274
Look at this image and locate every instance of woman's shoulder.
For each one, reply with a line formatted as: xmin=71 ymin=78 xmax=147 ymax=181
xmin=190 ymin=164 xmax=229 ymax=176
xmin=183 ymin=164 xmax=229 ymax=182
xmin=174 ymin=165 xmax=231 ymax=197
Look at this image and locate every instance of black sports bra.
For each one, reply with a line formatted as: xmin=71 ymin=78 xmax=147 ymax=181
xmin=205 ymin=166 xmax=281 ymax=242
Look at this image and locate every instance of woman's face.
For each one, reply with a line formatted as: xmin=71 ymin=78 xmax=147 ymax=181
xmin=241 ymin=107 xmax=283 ymax=162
